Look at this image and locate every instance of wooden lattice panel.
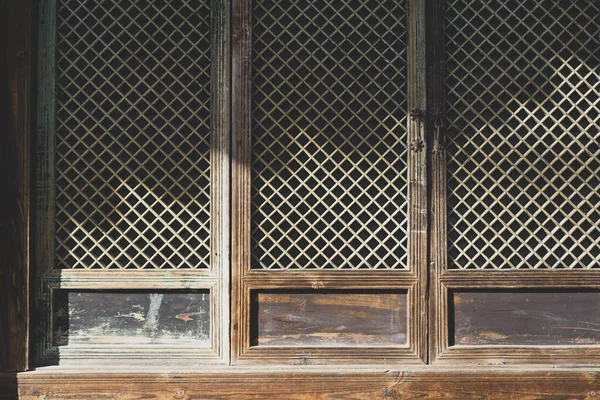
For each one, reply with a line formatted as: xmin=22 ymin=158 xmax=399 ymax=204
xmin=55 ymin=0 xmax=211 ymax=269
xmin=250 ymin=0 xmax=408 ymax=269
xmin=446 ymin=0 xmax=600 ymax=269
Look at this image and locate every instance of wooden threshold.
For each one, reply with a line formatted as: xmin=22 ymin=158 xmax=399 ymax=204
xmin=8 ymin=368 xmax=600 ymax=399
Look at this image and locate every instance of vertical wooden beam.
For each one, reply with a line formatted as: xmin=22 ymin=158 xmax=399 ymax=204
xmin=427 ymin=0 xmax=447 ymax=364
xmin=211 ymin=0 xmax=231 ymax=364
xmin=407 ymin=0 xmax=428 ymax=364
xmin=32 ymin=0 xmax=56 ymax=366
xmin=0 ymin=0 xmax=32 ymax=372
xmin=231 ymin=0 xmax=252 ymax=364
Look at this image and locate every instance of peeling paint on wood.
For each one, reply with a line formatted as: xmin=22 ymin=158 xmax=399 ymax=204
xmin=53 ymin=291 xmax=210 ymax=346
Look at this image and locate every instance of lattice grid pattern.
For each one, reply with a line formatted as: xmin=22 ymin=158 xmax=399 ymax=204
xmin=55 ymin=0 xmax=211 ymax=269
xmin=251 ymin=0 xmax=408 ymax=269
xmin=446 ymin=0 xmax=600 ymax=269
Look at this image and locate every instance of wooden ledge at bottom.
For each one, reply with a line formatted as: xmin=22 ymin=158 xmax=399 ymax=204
xmin=4 ymin=369 xmax=600 ymax=399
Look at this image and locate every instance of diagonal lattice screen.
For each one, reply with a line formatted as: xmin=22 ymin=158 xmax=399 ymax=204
xmin=251 ymin=0 xmax=408 ymax=269
xmin=55 ymin=0 xmax=211 ymax=269
xmin=446 ymin=0 xmax=600 ymax=269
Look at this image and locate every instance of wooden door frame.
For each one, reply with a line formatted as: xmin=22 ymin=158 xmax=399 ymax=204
xmin=427 ymin=0 xmax=600 ymax=366
xmin=231 ymin=0 xmax=428 ymax=365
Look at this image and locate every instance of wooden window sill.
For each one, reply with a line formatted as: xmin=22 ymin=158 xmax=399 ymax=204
xmin=4 ymin=367 xmax=600 ymax=399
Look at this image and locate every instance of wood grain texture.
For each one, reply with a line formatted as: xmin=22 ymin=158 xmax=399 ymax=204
xmin=406 ymin=0 xmax=429 ymax=365
xmin=435 ymin=285 xmax=600 ymax=366
xmin=452 ymin=290 xmax=600 ymax=346
xmin=210 ymin=0 xmax=231 ymax=365
xmin=0 ymin=0 xmax=31 ymax=372
xmin=16 ymin=369 xmax=600 ymax=399
xmin=426 ymin=0 xmax=446 ymax=364
xmin=231 ymin=0 xmax=253 ymax=364
xmin=430 ymin=0 xmax=600 ymax=366
xmin=53 ymin=291 xmax=211 ymax=346
xmin=237 ymin=281 xmax=422 ymax=365
xmin=32 ymin=0 xmax=57 ymax=370
xmin=253 ymin=291 xmax=407 ymax=346
xmin=32 ymin=0 xmax=230 ymax=365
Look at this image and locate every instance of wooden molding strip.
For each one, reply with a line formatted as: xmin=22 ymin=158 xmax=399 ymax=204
xmin=11 ymin=369 xmax=600 ymax=399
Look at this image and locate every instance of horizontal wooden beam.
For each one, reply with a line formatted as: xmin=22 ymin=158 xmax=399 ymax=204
xmin=14 ymin=369 xmax=600 ymax=399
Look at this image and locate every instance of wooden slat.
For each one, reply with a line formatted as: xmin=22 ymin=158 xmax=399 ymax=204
xmin=32 ymin=0 xmax=57 ymax=370
xmin=0 ymin=0 xmax=31 ymax=372
xmin=442 ymin=270 xmax=600 ymax=288
xmin=16 ymin=370 xmax=600 ymax=399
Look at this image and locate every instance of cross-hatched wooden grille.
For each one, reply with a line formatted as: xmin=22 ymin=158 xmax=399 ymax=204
xmin=446 ymin=0 xmax=600 ymax=269
xmin=55 ymin=0 xmax=211 ymax=269
xmin=251 ymin=0 xmax=408 ymax=270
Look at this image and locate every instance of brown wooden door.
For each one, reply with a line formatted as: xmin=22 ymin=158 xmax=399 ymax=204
xmin=33 ymin=0 xmax=230 ymax=366
xmin=430 ymin=0 xmax=600 ymax=365
xmin=231 ymin=0 xmax=428 ymax=365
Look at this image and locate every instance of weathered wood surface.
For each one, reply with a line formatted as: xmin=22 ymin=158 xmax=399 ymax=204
xmin=0 ymin=373 xmax=18 ymax=400
xmin=452 ymin=290 xmax=600 ymax=346
xmin=426 ymin=0 xmax=446 ymax=364
xmin=232 ymin=0 xmax=427 ymax=365
xmin=406 ymin=0 xmax=429 ymax=365
xmin=0 ymin=0 xmax=31 ymax=372
xmin=231 ymin=0 xmax=253 ymax=364
xmin=16 ymin=370 xmax=600 ymax=399
xmin=31 ymin=0 xmax=230 ymax=365
xmin=53 ymin=291 xmax=211 ymax=346
xmin=254 ymin=291 xmax=407 ymax=346
xmin=210 ymin=0 xmax=232 ymax=365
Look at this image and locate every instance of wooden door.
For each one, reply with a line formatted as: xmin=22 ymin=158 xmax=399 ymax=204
xmin=231 ymin=0 xmax=428 ymax=365
xmin=430 ymin=0 xmax=600 ymax=365
xmin=33 ymin=0 xmax=230 ymax=366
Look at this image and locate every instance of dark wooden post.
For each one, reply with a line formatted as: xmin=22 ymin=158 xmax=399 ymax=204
xmin=0 ymin=0 xmax=32 ymax=373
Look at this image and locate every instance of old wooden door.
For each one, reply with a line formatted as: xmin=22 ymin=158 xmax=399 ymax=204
xmin=429 ymin=0 xmax=600 ymax=365
xmin=13 ymin=0 xmax=600 ymax=384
